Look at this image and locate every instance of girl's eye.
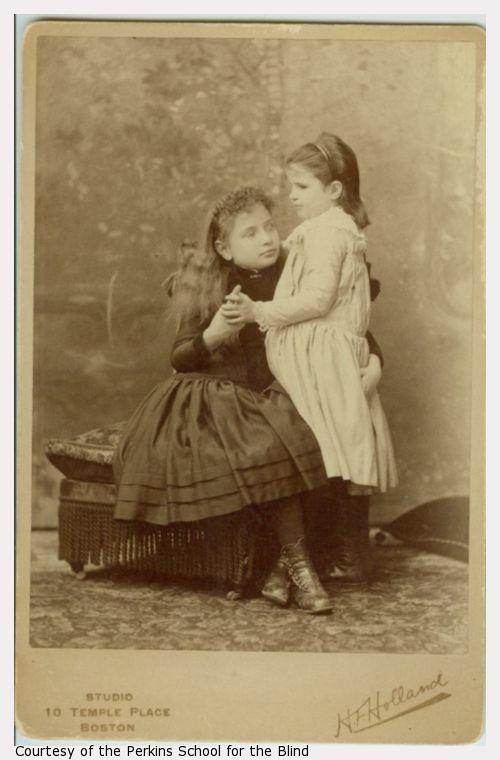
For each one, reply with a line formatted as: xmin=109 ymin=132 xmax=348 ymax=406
xmin=265 ymin=222 xmax=275 ymax=232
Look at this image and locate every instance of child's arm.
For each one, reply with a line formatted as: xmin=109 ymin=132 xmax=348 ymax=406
xmin=366 ymin=330 xmax=384 ymax=368
xmin=224 ymin=227 xmax=347 ymax=330
xmin=360 ymin=354 xmax=382 ymax=399
xmin=170 ymin=319 xmax=212 ymax=372
xmin=362 ymin=281 xmax=384 ymax=396
xmin=171 ymin=290 xmax=243 ymax=372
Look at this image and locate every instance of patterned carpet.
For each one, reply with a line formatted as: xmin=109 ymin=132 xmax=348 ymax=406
xmin=30 ymin=531 xmax=468 ymax=653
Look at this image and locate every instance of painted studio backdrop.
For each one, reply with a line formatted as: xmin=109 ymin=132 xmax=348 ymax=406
xmin=32 ymin=35 xmax=475 ymax=527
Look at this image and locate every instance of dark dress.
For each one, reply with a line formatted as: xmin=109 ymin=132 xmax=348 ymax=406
xmin=113 ymin=262 xmax=328 ymax=525
xmin=113 ymin=261 xmax=383 ymax=526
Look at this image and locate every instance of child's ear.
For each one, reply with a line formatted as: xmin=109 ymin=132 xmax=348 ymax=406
xmin=328 ymin=180 xmax=343 ymax=202
xmin=215 ymin=239 xmax=232 ymax=261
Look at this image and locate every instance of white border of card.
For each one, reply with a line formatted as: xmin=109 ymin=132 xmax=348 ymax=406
xmin=16 ymin=19 xmax=485 ymax=745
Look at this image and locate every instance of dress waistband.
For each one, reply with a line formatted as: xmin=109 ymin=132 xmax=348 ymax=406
xmin=173 ymin=371 xmax=254 ymax=390
xmin=287 ymin=320 xmax=368 ymax=342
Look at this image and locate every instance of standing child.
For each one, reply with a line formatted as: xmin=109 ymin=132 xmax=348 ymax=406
xmin=113 ymin=187 xmax=336 ymax=613
xmin=222 ymin=134 xmax=398 ymax=581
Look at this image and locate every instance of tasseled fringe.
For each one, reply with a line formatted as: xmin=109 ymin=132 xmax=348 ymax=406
xmin=58 ymin=497 xmax=272 ymax=588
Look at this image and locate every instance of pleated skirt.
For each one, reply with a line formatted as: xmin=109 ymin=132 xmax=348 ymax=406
xmin=113 ymin=373 xmax=329 ymax=526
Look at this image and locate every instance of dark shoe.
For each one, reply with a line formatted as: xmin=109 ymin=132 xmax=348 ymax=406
xmin=261 ymin=558 xmax=290 ymax=607
xmin=324 ymin=496 xmax=373 ymax=583
xmin=282 ymin=538 xmax=333 ymax=614
xmin=324 ymin=555 xmax=371 ymax=583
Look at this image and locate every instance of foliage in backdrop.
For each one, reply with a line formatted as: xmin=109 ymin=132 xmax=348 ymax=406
xmin=33 ymin=35 xmax=476 ymax=526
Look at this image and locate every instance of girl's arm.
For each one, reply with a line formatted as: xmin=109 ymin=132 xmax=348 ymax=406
xmin=363 ymin=322 xmax=384 ymax=398
xmin=361 ymin=353 xmax=383 ymax=399
xmin=255 ymin=227 xmax=346 ymax=329
xmin=170 ymin=318 xmax=212 ymax=372
xmin=366 ymin=330 xmax=384 ymax=368
xmin=171 ymin=301 xmax=244 ymax=372
xmin=246 ymin=227 xmax=347 ymax=330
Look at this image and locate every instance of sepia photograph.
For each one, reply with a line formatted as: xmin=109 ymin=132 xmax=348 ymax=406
xmin=16 ymin=19 xmax=485 ymax=743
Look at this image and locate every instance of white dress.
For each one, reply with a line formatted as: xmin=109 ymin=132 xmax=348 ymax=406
xmin=254 ymin=206 xmax=398 ymax=492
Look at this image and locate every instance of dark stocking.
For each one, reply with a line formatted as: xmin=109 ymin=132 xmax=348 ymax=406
xmin=267 ymin=495 xmax=305 ymax=546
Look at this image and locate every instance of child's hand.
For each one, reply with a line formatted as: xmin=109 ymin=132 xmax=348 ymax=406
xmin=360 ymin=354 xmax=382 ymax=399
xmin=203 ymin=305 xmax=244 ymax=351
xmin=221 ymin=291 xmax=257 ymax=324
xmin=224 ymin=284 xmax=242 ymax=305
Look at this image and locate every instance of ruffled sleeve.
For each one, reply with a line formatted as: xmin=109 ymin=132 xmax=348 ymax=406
xmin=254 ymin=226 xmax=348 ymax=330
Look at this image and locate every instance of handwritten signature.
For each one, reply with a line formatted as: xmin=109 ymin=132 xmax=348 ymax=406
xmin=335 ymin=671 xmax=451 ymax=737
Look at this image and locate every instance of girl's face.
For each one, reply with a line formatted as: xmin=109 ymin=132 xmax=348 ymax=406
xmin=216 ymin=203 xmax=280 ymax=271
xmin=286 ymin=163 xmax=341 ymax=220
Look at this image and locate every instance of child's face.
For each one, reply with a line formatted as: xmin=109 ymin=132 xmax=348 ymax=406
xmin=216 ymin=203 xmax=280 ymax=271
xmin=287 ymin=163 xmax=340 ymax=220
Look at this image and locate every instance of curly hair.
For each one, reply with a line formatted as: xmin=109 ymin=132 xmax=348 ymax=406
xmin=173 ymin=187 xmax=275 ymax=325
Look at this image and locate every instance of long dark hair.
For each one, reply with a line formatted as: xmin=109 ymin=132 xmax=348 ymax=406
xmin=286 ymin=132 xmax=370 ymax=229
xmin=173 ymin=187 xmax=276 ymax=325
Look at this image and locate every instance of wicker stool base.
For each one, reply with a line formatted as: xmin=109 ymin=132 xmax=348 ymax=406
xmin=58 ymin=478 xmax=276 ymax=592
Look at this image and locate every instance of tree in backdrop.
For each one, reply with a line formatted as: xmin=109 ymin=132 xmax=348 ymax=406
xmin=33 ymin=36 xmax=285 ymax=524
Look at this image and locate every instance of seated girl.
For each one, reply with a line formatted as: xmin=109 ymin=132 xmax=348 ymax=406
xmin=113 ymin=187 xmax=382 ymax=613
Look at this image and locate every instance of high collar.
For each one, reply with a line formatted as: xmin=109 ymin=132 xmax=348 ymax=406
xmin=230 ymin=263 xmax=266 ymax=281
xmin=227 ymin=259 xmax=283 ymax=301
xmin=227 ymin=258 xmax=282 ymax=282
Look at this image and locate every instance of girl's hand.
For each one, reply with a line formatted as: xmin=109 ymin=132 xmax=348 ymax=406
xmin=202 ymin=306 xmax=244 ymax=351
xmin=224 ymin=284 xmax=242 ymax=304
xmin=221 ymin=291 xmax=257 ymax=324
xmin=360 ymin=354 xmax=382 ymax=400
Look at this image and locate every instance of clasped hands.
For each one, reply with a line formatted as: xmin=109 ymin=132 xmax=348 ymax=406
xmin=202 ymin=286 xmax=253 ymax=349
xmin=221 ymin=285 xmax=256 ymax=324
xmin=204 ymin=286 xmax=382 ymax=399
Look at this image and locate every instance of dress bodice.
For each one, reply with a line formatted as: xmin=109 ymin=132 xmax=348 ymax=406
xmin=280 ymin=207 xmax=371 ymax=336
xmin=256 ymin=206 xmax=372 ymax=338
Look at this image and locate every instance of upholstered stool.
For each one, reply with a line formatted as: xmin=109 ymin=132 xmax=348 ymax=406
xmin=45 ymin=424 xmax=276 ymax=594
